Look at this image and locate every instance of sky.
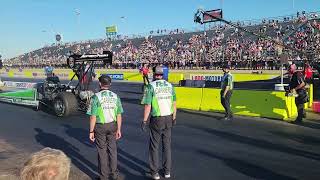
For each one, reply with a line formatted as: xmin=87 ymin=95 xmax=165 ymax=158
xmin=0 ymin=0 xmax=319 ymax=59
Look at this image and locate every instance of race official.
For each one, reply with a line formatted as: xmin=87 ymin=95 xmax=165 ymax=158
xmin=87 ymin=75 xmax=123 ymax=180
xmin=221 ymin=65 xmax=234 ymax=121
xmin=288 ymin=64 xmax=308 ymax=123
xmin=141 ymin=66 xmax=177 ymax=180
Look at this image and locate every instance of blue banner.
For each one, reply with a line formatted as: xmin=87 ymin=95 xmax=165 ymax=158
xmin=104 ymin=74 xmax=124 ymax=80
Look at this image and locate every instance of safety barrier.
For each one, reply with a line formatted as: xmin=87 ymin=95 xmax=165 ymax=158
xmin=232 ymin=74 xmax=278 ymax=82
xmin=1 ymin=69 xmax=280 ymax=83
xmin=308 ymin=84 xmax=313 ymax=108
xmin=187 ymin=73 xmax=278 ymax=82
xmin=0 ymin=69 xmax=184 ymax=84
xmin=174 ymin=87 xmax=309 ymax=121
xmin=175 ymin=87 xmax=203 ymax=110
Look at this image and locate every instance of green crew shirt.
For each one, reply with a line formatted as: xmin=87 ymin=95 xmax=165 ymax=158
xmin=141 ymin=80 xmax=176 ymax=117
xmin=87 ymin=90 xmax=123 ymax=124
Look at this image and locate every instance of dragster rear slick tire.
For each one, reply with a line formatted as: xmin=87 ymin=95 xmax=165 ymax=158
xmin=53 ymin=92 xmax=78 ymax=117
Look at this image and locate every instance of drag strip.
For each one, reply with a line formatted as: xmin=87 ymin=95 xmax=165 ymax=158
xmin=0 ymin=78 xmax=320 ymax=180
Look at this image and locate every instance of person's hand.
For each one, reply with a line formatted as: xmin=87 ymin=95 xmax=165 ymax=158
xmin=89 ymin=132 xmax=95 ymax=142
xmin=172 ymin=119 xmax=177 ymax=126
xmin=141 ymin=121 xmax=148 ymax=132
xmin=116 ymin=130 xmax=122 ymax=140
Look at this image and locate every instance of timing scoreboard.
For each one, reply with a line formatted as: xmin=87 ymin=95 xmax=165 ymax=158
xmin=106 ymin=25 xmax=117 ymax=36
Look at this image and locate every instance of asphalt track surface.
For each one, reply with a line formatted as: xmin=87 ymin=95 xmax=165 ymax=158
xmin=1 ymin=78 xmax=320 ymax=180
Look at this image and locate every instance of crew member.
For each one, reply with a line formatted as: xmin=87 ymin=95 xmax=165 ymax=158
xmin=21 ymin=147 xmax=71 ymax=180
xmin=141 ymin=66 xmax=177 ymax=180
xmin=140 ymin=64 xmax=150 ymax=85
xmin=288 ymin=64 xmax=308 ymax=123
xmin=87 ymin=75 xmax=123 ymax=180
xmin=221 ymin=65 xmax=234 ymax=121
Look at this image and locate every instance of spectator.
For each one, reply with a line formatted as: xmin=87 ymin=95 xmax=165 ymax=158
xmin=20 ymin=147 xmax=71 ymax=180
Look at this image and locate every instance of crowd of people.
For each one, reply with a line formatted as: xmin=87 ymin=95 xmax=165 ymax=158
xmin=4 ymin=11 xmax=320 ymax=70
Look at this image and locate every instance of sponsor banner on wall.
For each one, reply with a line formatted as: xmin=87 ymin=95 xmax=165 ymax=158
xmin=12 ymin=72 xmax=25 ymax=78
xmin=190 ymin=74 xmax=223 ymax=82
xmin=3 ymin=81 xmax=36 ymax=89
xmin=32 ymin=72 xmax=69 ymax=79
xmin=103 ymin=74 xmax=124 ymax=80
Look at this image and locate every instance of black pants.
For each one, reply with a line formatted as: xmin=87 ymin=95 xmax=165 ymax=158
xmin=295 ymin=98 xmax=305 ymax=122
xmin=149 ymin=115 xmax=173 ymax=175
xmin=221 ymin=90 xmax=233 ymax=118
xmin=94 ymin=122 xmax=118 ymax=180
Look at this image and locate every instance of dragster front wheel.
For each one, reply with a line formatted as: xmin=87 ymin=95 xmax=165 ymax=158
xmin=53 ymin=92 xmax=78 ymax=117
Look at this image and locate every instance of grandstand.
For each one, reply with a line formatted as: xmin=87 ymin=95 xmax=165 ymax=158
xmin=4 ymin=11 xmax=320 ymax=70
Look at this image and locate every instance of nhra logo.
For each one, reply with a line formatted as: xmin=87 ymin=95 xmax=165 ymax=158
xmin=3 ymin=81 xmax=14 ymax=87
xmin=104 ymin=74 xmax=124 ymax=80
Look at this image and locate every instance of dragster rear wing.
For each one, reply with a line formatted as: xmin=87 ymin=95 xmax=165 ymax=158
xmin=66 ymin=51 xmax=113 ymax=90
xmin=67 ymin=51 xmax=113 ymax=69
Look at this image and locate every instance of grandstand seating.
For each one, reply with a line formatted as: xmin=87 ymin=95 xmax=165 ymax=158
xmin=4 ymin=13 xmax=320 ymax=70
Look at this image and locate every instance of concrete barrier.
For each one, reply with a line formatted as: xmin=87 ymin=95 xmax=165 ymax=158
xmin=232 ymin=74 xmax=278 ymax=82
xmin=175 ymin=87 xmax=202 ymax=110
xmin=1 ymin=68 xmax=280 ymax=83
xmin=175 ymin=86 xmax=301 ymax=120
xmin=0 ymin=69 xmax=185 ymax=84
xmin=231 ymin=90 xmax=290 ymax=120
xmin=199 ymin=88 xmax=224 ymax=112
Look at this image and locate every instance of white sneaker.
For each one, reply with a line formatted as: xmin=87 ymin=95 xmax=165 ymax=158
xmin=165 ymin=173 xmax=171 ymax=178
xmin=152 ymin=173 xmax=160 ymax=180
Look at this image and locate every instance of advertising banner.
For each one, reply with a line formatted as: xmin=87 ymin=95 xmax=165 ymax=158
xmin=104 ymin=74 xmax=124 ymax=80
xmin=3 ymin=81 xmax=36 ymax=89
xmin=203 ymin=9 xmax=223 ymax=23
xmin=190 ymin=74 xmax=223 ymax=82
xmin=31 ymin=71 xmax=69 ymax=79
xmin=106 ymin=25 xmax=117 ymax=36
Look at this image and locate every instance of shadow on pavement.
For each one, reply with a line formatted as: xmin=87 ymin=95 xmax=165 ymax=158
xmin=198 ymin=150 xmax=297 ymax=180
xmin=62 ymin=124 xmax=95 ymax=148
xmin=296 ymin=121 xmax=320 ymax=130
xmin=34 ymin=128 xmax=98 ymax=178
xmin=121 ymin=97 xmax=141 ymax=105
xmin=62 ymin=124 xmax=149 ymax=179
xmin=119 ymin=90 xmax=143 ymax=95
xmin=269 ymin=130 xmax=320 ymax=146
xmin=178 ymin=109 xmax=223 ymax=120
xmin=185 ymin=125 xmax=320 ymax=161
xmin=118 ymin=148 xmax=149 ymax=180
